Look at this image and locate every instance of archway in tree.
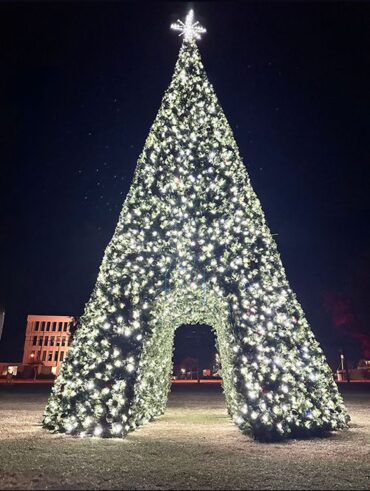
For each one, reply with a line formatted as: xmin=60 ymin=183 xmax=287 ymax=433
xmin=172 ymin=323 xmax=218 ymax=380
xmin=127 ymin=289 xmax=237 ymax=433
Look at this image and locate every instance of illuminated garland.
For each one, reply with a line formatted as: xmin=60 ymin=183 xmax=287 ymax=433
xmin=43 ymin=11 xmax=349 ymax=441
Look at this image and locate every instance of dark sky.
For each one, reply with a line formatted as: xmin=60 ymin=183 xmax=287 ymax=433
xmin=1 ymin=1 xmax=369 ymax=366
xmin=173 ymin=324 xmax=217 ymax=371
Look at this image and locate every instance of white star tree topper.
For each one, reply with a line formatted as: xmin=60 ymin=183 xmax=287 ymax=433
xmin=171 ymin=9 xmax=206 ymax=42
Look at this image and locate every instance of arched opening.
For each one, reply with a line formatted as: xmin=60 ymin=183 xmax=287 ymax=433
xmin=172 ymin=323 xmax=220 ymax=382
xmin=127 ymin=289 xmax=237 ymax=433
xmin=44 ymin=285 xmax=349 ymax=441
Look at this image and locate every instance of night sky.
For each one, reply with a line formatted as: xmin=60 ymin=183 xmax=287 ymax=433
xmin=1 ymin=1 xmax=369 ymax=367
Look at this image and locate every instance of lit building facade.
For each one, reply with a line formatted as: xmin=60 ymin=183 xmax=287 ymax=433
xmin=22 ymin=315 xmax=76 ymax=375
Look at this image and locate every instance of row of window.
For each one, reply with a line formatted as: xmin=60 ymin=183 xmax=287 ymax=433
xmin=30 ymin=350 xmax=65 ymax=362
xmin=32 ymin=336 xmax=71 ymax=347
xmin=32 ymin=321 xmax=70 ymax=332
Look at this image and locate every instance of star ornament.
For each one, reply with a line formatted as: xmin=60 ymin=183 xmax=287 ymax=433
xmin=171 ymin=9 xmax=206 ymax=42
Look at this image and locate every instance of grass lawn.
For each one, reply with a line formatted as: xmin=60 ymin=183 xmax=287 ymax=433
xmin=0 ymin=383 xmax=369 ymax=490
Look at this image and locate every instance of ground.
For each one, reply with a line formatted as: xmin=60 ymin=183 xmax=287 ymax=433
xmin=0 ymin=383 xmax=369 ymax=490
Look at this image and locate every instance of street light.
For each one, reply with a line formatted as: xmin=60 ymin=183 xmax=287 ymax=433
xmin=30 ymin=353 xmax=38 ymax=382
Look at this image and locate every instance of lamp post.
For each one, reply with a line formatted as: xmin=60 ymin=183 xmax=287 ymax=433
xmin=196 ymin=329 xmax=201 ymax=383
xmin=30 ymin=353 xmax=37 ymax=382
xmin=339 ymin=349 xmax=351 ymax=383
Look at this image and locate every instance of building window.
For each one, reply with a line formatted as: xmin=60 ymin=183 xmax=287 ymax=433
xmin=60 ymin=351 xmax=64 ymax=362
xmin=58 ymin=322 xmax=63 ymax=331
xmin=38 ymin=337 xmax=43 ymax=346
xmin=61 ymin=337 xmax=66 ymax=347
xmin=54 ymin=351 xmax=59 ymax=362
xmin=33 ymin=336 xmax=37 ymax=346
xmin=63 ymin=323 xmax=68 ymax=332
xmin=42 ymin=351 xmax=46 ymax=361
xmin=52 ymin=322 xmax=57 ymax=331
xmin=34 ymin=321 xmax=39 ymax=331
xmin=48 ymin=351 xmax=53 ymax=362
xmin=44 ymin=336 xmax=49 ymax=346
xmin=50 ymin=337 xmax=55 ymax=346
xmin=56 ymin=337 xmax=61 ymax=347
xmin=41 ymin=321 xmax=45 ymax=331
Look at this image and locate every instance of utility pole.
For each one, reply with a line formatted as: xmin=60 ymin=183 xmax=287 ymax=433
xmin=196 ymin=329 xmax=201 ymax=383
xmin=0 ymin=308 xmax=5 ymax=342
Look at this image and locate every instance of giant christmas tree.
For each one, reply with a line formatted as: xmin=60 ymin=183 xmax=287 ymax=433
xmin=44 ymin=11 xmax=349 ymax=441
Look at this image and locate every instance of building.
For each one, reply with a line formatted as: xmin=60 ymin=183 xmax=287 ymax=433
xmin=22 ymin=315 xmax=76 ymax=376
xmin=336 ymin=359 xmax=370 ymax=381
xmin=173 ymin=354 xmax=222 ymax=381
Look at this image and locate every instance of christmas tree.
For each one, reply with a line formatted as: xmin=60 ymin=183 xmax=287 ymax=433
xmin=43 ymin=10 xmax=349 ymax=441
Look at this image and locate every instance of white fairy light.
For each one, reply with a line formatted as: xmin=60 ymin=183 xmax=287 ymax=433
xmin=65 ymin=423 xmax=74 ymax=433
xmin=93 ymin=426 xmax=103 ymax=436
xmin=86 ymin=380 xmax=95 ymax=391
xmin=171 ymin=9 xmax=206 ymax=42
xmin=112 ymin=423 xmax=123 ymax=434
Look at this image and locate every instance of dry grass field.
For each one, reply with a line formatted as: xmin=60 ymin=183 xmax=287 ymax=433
xmin=0 ymin=383 xmax=369 ymax=490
